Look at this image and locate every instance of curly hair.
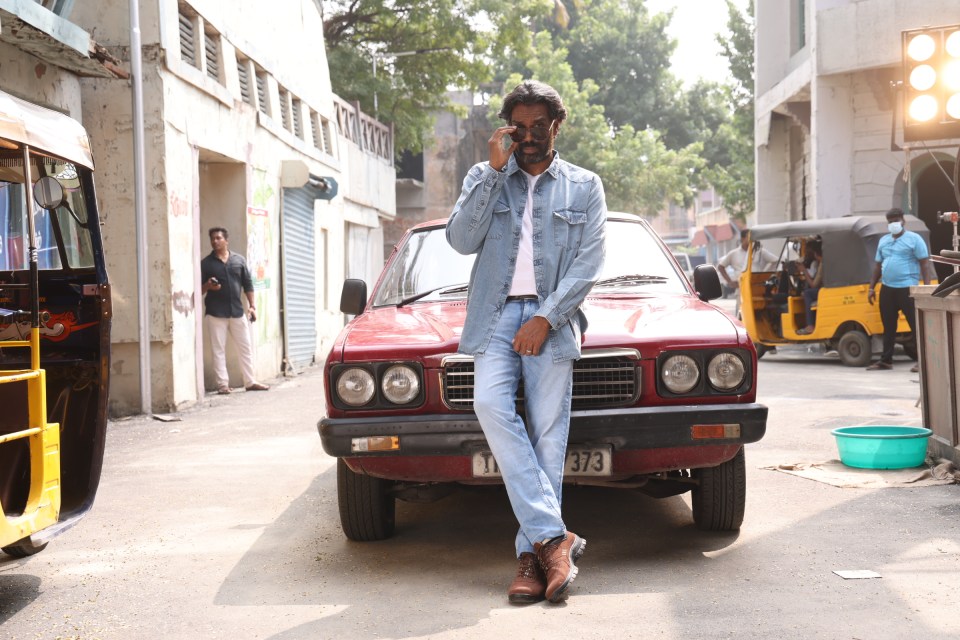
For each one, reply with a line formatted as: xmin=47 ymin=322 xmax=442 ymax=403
xmin=498 ymin=80 xmax=568 ymax=124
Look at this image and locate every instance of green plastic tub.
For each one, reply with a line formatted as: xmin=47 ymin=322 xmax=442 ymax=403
xmin=831 ymin=426 xmax=932 ymax=469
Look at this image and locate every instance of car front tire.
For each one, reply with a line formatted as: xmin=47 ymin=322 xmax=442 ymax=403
xmin=337 ymin=459 xmax=396 ymax=541
xmin=692 ymin=447 xmax=746 ymax=531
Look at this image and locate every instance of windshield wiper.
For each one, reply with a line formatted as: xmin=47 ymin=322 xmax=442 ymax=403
xmin=594 ymin=274 xmax=669 ymax=288
xmin=397 ymin=284 xmax=469 ymax=307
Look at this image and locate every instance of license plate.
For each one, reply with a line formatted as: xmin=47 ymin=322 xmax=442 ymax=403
xmin=472 ymin=446 xmax=613 ymax=478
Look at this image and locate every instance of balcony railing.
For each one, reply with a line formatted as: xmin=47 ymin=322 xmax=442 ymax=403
xmin=333 ymin=96 xmax=393 ymax=162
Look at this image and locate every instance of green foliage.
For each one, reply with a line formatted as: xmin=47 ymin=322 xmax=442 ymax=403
xmin=491 ymin=33 xmax=703 ymax=217
xmin=321 ymin=0 xmax=754 ymax=219
xmin=321 ymin=0 xmax=552 ymax=155
xmin=708 ymin=0 xmax=755 ymax=219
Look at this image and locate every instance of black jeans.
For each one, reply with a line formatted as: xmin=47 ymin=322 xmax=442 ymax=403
xmin=878 ymin=286 xmax=916 ymax=364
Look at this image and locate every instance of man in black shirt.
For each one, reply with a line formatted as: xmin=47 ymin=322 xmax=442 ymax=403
xmin=200 ymin=227 xmax=269 ymax=394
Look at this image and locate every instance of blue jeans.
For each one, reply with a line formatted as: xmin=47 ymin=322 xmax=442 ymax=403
xmin=473 ymin=299 xmax=574 ymax=557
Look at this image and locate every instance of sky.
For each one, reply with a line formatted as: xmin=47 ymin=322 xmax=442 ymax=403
xmin=646 ymin=0 xmax=750 ymax=86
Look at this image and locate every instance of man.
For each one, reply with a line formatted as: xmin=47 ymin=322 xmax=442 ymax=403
xmin=200 ymin=227 xmax=269 ymax=393
xmin=718 ymin=229 xmax=778 ymax=292
xmin=866 ymin=208 xmax=931 ymax=371
xmin=718 ymin=229 xmax=778 ymax=313
xmin=446 ymin=80 xmax=605 ymax=605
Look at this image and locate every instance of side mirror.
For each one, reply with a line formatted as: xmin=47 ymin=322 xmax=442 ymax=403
xmin=33 ymin=176 xmax=66 ymax=210
xmin=693 ymin=264 xmax=723 ymax=301
xmin=340 ymin=279 xmax=368 ymax=315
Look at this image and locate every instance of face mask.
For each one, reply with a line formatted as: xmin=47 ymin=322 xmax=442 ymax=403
xmin=888 ymin=222 xmax=903 ymax=235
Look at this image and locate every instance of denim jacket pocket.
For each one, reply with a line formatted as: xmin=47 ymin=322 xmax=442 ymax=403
xmin=553 ymin=208 xmax=587 ymax=248
xmin=489 ymin=206 xmax=512 ymax=239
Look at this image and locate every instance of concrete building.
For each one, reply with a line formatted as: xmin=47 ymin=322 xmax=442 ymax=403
xmin=755 ymin=0 xmax=958 ymax=278
xmin=1 ymin=0 xmax=395 ymax=416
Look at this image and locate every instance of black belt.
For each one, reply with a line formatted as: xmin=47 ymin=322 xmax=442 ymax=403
xmin=505 ymin=295 xmax=539 ymax=302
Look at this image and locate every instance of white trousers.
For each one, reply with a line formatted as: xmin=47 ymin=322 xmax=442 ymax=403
xmin=206 ymin=315 xmax=256 ymax=388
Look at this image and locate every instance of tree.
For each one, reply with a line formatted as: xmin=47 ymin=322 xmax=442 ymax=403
xmin=705 ymin=0 xmax=755 ymax=219
xmin=491 ymin=32 xmax=703 ymax=216
xmin=321 ymin=0 xmax=552 ymax=156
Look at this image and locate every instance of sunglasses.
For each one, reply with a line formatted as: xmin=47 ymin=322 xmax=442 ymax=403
xmin=508 ymin=120 xmax=555 ymax=143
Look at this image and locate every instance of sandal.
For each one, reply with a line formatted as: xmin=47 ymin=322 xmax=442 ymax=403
xmin=796 ymin=327 xmax=814 ymax=335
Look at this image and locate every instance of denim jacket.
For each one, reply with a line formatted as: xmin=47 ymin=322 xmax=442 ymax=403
xmin=447 ymin=151 xmax=606 ymax=361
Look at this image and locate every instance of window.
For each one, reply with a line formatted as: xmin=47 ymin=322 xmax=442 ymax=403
xmin=237 ymin=57 xmax=253 ymax=106
xmin=310 ymin=110 xmax=323 ymax=150
xmin=255 ymin=67 xmax=270 ymax=116
xmin=0 ymin=153 xmax=95 ymax=270
xmin=178 ymin=9 xmax=199 ymax=69
xmin=292 ymin=98 xmax=303 ymax=139
xmin=204 ymin=28 xmax=222 ymax=83
xmin=320 ymin=116 xmax=333 ymax=155
xmin=278 ymin=87 xmax=291 ymax=132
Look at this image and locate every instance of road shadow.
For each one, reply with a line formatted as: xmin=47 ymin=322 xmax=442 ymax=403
xmin=0 ymin=570 xmax=41 ymax=624
xmin=216 ymin=467 xmax=739 ymax=638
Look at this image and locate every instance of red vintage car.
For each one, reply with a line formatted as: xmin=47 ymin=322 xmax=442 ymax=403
xmin=319 ymin=213 xmax=767 ymax=541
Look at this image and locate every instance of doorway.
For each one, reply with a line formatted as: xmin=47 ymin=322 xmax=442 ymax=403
xmin=914 ymin=159 xmax=958 ymax=281
xmin=197 ymin=153 xmax=247 ymax=392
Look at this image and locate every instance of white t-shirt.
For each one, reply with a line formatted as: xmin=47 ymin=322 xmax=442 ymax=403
xmin=508 ymin=171 xmax=540 ymax=296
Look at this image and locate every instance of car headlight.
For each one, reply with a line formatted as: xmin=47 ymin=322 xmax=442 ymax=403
xmin=336 ymin=367 xmax=376 ymax=406
xmin=661 ymin=354 xmax=700 ymax=393
xmin=707 ymin=352 xmax=746 ymax=390
xmin=381 ymin=364 xmax=421 ymax=404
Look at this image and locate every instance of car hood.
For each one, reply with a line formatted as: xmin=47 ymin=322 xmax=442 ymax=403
xmin=336 ymin=294 xmax=743 ymax=357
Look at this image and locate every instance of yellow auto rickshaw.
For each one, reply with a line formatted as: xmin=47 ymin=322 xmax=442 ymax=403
xmin=739 ymin=215 xmax=933 ymax=366
xmin=0 ymin=90 xmax=111 ymax=557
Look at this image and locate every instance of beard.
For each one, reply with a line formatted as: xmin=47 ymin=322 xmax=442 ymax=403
xmin=515 ymin=141 xmax=551 ymax=166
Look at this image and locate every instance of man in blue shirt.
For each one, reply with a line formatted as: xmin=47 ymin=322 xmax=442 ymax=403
xmin=866 ymin=208 xmax=931 ymax=370
xmin=447 ymin=81 xmax=606 ymax=604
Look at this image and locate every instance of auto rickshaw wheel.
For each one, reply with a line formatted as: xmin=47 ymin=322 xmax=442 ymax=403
xmin=337 ymin=459 xmax=396 ymax=541
xmin=755 ymin=343 xmax=769 ymax=359
xmin=838 ymin=330 xmax=872 ymax=367
xmin=2 ymin=537 xmax=48 ymax=558
xmin=692 ymin=447 xmax=746 ymax=531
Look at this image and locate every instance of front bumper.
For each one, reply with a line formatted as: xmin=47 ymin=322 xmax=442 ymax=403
xmin=318 ymin=403 xmax=767 ymax=458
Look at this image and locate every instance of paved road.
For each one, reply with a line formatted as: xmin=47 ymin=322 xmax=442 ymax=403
xmin=1 ymin=340 xmax=957 ymax=639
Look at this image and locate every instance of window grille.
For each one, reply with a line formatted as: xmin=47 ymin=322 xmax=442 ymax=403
xmin=178 ymin=11 xmax=198 ymax=69
xmin=320 ymin=116 xmax=333 ymax=155
xmin=204 ymin=30 xmax=221 ymax=82
xmin=237 ymin=59 xmax=252 ymax=105
xmin=278 ymin=87 xmax=291 ymax=132
xmin=310 ymin=111 xmax=322 ymax=150
xmin=255 ymin=70 xmax=269 ymax=116
xmin=292 ymin=98 xmax=303 ymax=139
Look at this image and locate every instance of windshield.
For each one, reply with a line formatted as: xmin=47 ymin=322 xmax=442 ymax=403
xmin=371 ymin=218 xmax=688 ymax=307
xmin=0 ymin=150 xmax=95 ymax=270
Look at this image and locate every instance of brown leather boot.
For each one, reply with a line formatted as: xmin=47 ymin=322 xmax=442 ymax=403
xmin=535 ymin=531 xmax=586 ymax=603
xmin=507 ymin=552 xmax=546 ymax=604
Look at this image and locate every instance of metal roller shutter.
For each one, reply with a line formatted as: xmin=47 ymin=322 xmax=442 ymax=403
xmin=281 ymin=187 xmax=317 ymax=370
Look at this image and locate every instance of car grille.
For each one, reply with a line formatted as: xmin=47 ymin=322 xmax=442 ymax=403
xmin=442 ymin=351 xmax=640 ymax=411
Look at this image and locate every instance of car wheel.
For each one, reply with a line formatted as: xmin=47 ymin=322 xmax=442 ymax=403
xmin=2 ymin=537 xmax=48 ymax=558
xmin=692 ymin=447 xmax=746 ymax=531
xmin=838 ymin=330 xmax=872 ymax=367
xmin=337 ymin=459 xmax=396 ymax=541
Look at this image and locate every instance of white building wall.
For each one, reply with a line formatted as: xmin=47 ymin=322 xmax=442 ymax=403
xmin=66 ymin=0 xmax=394 ymax=415
xmin=812 ymin=73 xmax=854 ymax=218
xmin=756 ymin=0 xmax=960 ymax=229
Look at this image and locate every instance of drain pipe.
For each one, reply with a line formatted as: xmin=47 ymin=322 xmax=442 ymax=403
xmin=129 ymin=0 xmax=151 ymax=414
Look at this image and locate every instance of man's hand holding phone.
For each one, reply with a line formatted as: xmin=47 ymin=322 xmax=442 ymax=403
xmin=488 ymin=126 xmax=518 ymax=172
